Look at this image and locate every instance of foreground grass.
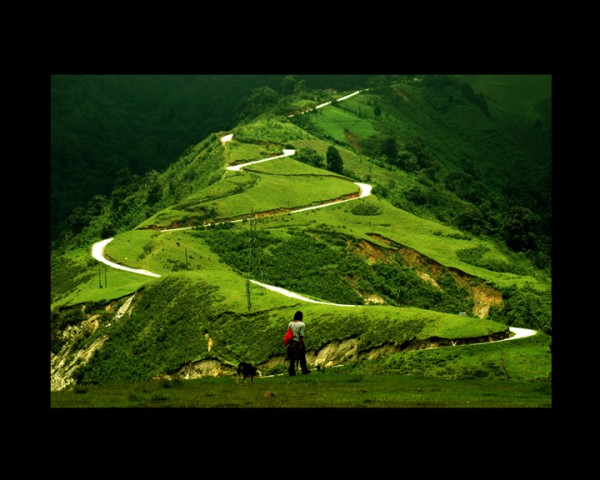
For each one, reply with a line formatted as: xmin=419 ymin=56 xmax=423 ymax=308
xmin=50 ymin=370 xmax=551 ymax=408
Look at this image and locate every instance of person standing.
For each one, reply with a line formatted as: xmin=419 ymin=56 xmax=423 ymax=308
xmin=287 ymin=310 xmax=311 ymax=376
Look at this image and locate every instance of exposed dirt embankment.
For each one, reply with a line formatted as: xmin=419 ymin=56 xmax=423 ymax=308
xmin=50 ymin=312 xmax=108 ymax=391
xmin=352 ymin=233 xmax=504 ymax=318
xmin=51 ymin=289 xmax=512 ymax=390
xmin=170 ymin=329 xmax=512 ymax=380
xmin=51 ymin=295 xmax=138 ymax=391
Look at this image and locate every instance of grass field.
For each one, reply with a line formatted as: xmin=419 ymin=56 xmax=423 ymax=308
xmin=55 ymin=157 xmax=546 ymax=308
xmin=307 ymin=105 xmax=378 ymax=144
xmin=226 ymin=141 xmax=282 ymax=163
xmin=244 ymin=156 xmax=339 ymax=177
xmin=213 ymin=173 xmax=360 ymax=218
xmin=51 ymin=245 xmax=159 ymax=308
xmin=273 ymin=194 xmax=548 ymax=291
xmin=50 ymin=370 xmax=551 ymax=408
xmin=234 ymin=116 xmax=313 ymax=143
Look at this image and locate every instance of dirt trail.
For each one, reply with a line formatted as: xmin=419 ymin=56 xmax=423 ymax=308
xmin=91 ymin=238 xmax=160 ymax=277
xmin=89 ymin=89 xmax=537 ymax=343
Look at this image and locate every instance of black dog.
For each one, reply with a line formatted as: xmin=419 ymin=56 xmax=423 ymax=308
xmin=236 ymin=362 xmax=258 ymax=384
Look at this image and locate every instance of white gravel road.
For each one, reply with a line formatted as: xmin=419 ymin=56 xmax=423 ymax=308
xmin=91 ymin=238 xmax=161 ymax=277
xmin=249 ymin=279 xmax=536 ymax=342
xmin=91 ymin=239 xmax=536 ymax=342
xmin=226 ymin=149 xmax=296 ymax=172
xmin=498 ymin=327 xmax=536 ymax=341
xmin=287 ymin=89 xmax=367 ymax=117
xmin=249 ymin=279 xmax=358 ymax=307
xmin=89 ymin=87 xmax=537 ymax=344
xmin=162 ymin=148 xmax=372 ymax=233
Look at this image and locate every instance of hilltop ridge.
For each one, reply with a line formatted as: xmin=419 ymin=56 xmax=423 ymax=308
xmin=50 ymin=75 xmax=551 ymax=390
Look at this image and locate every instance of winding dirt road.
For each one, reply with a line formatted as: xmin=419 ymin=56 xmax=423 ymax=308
xmin=90 ymin=88 xmax=537 ymax=342
xmin=92 ymin=238 xmax=160 ymax=277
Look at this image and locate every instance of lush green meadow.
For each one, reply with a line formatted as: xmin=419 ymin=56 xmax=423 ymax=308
xmin=51 ymin=247 xmax=157 ymax=308
xmin=306 ymin=105 xmax=378 ymax=144
xmin=225 ymin=141 xmax=282 ymax=163
xmin=50 ymin=369 xmax=551 ymax=408
xmin=214 ymin=172 xmax=359 ymax=216
xmin=52 ymin=159 xmax=548 ymax=312
xmin=271 ymin=194 xmax=549 ymax=291
xmin=234 ymin=116 xmax=313 ymax=143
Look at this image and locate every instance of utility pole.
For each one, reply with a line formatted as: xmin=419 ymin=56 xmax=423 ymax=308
xmin=246 ymin=213 xmax=259 ymax=310
xmin=256 ymin=229 xmax=264 ymax=295
xmin=257 ymin=219 xmax=265 ymax=293
xmin=246 ymin=277 xmax=251 ymax=311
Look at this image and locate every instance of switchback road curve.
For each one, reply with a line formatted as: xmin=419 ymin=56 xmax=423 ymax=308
xmin=89 ymin=88 xmax=536 ymax=342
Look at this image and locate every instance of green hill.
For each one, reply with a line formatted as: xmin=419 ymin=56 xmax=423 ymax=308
xmin=50 ymin=75 xmax=552 ymax=400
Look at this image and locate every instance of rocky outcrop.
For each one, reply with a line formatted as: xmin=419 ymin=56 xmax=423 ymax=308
xmin=50 ymin=294 xmax=137 ymax=391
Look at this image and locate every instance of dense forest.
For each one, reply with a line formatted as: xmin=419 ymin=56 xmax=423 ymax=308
xmin=51 ymin=75 xmax=278 ymax=241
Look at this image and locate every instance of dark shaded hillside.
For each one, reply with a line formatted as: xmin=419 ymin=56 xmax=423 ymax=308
xmin=50 ymin=75 xmax=285 ymax=241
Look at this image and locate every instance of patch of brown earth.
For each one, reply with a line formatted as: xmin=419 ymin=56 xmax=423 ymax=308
xmin=344 ymin=129 xmax=361 ymax=151
xmin=415 ymin=270 xmax=441 ymax=288
xmin=469 ymin=283 xmax=503 ymax=318
xmin=51 ymin=315 xmax=109 ymax=391
xmin=172 ymin=331 xmax=513 ymax=380
xmin=137 ymin=225 xmax=163 ymax=231
xmin=351 ymin=238 xmax=393 ymax=264
xmin=178 ymin=359 xmax=236 ymax=380
xmin=353 ymin=233 xmax=504 ymax=318
xmin=51 ymin=295 xmax=138 ymax=391
xmin=360 ymin=292 xmax=386 ymax=305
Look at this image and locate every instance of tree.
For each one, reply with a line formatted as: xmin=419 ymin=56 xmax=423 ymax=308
xmin=280 ymin=75 xmax=297 ymax=95
xmin=405 ymin=135 xmax=434 ymax=169
xmin=380 ymin=136 xmax=397 ymax=160
xmin=326 ymin=146 xmax=344 ymax=174
xmin=236 ymin=86 xmax=279 ymax=121
xmin=294 ymin=79 xmax=307 ymax=94
xmin=296 ymin=148 xmax=323 ymax=167
xmin=396 ymin=151 xmax=418 ymax=172
xmin=501 ymin=206 xmax=537 ymax=252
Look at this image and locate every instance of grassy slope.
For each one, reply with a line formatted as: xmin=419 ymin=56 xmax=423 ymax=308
xmin=285 ymin=198 xmax=546 ymax=290
xmin=53 ymin=269 xmax=544 ymax=387
xmin=51 ymin=78 xmax=552 ymax=390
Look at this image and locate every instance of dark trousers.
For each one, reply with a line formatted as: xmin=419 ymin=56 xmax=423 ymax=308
xmin=287 ymin=341 xmax=309 ymax=375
